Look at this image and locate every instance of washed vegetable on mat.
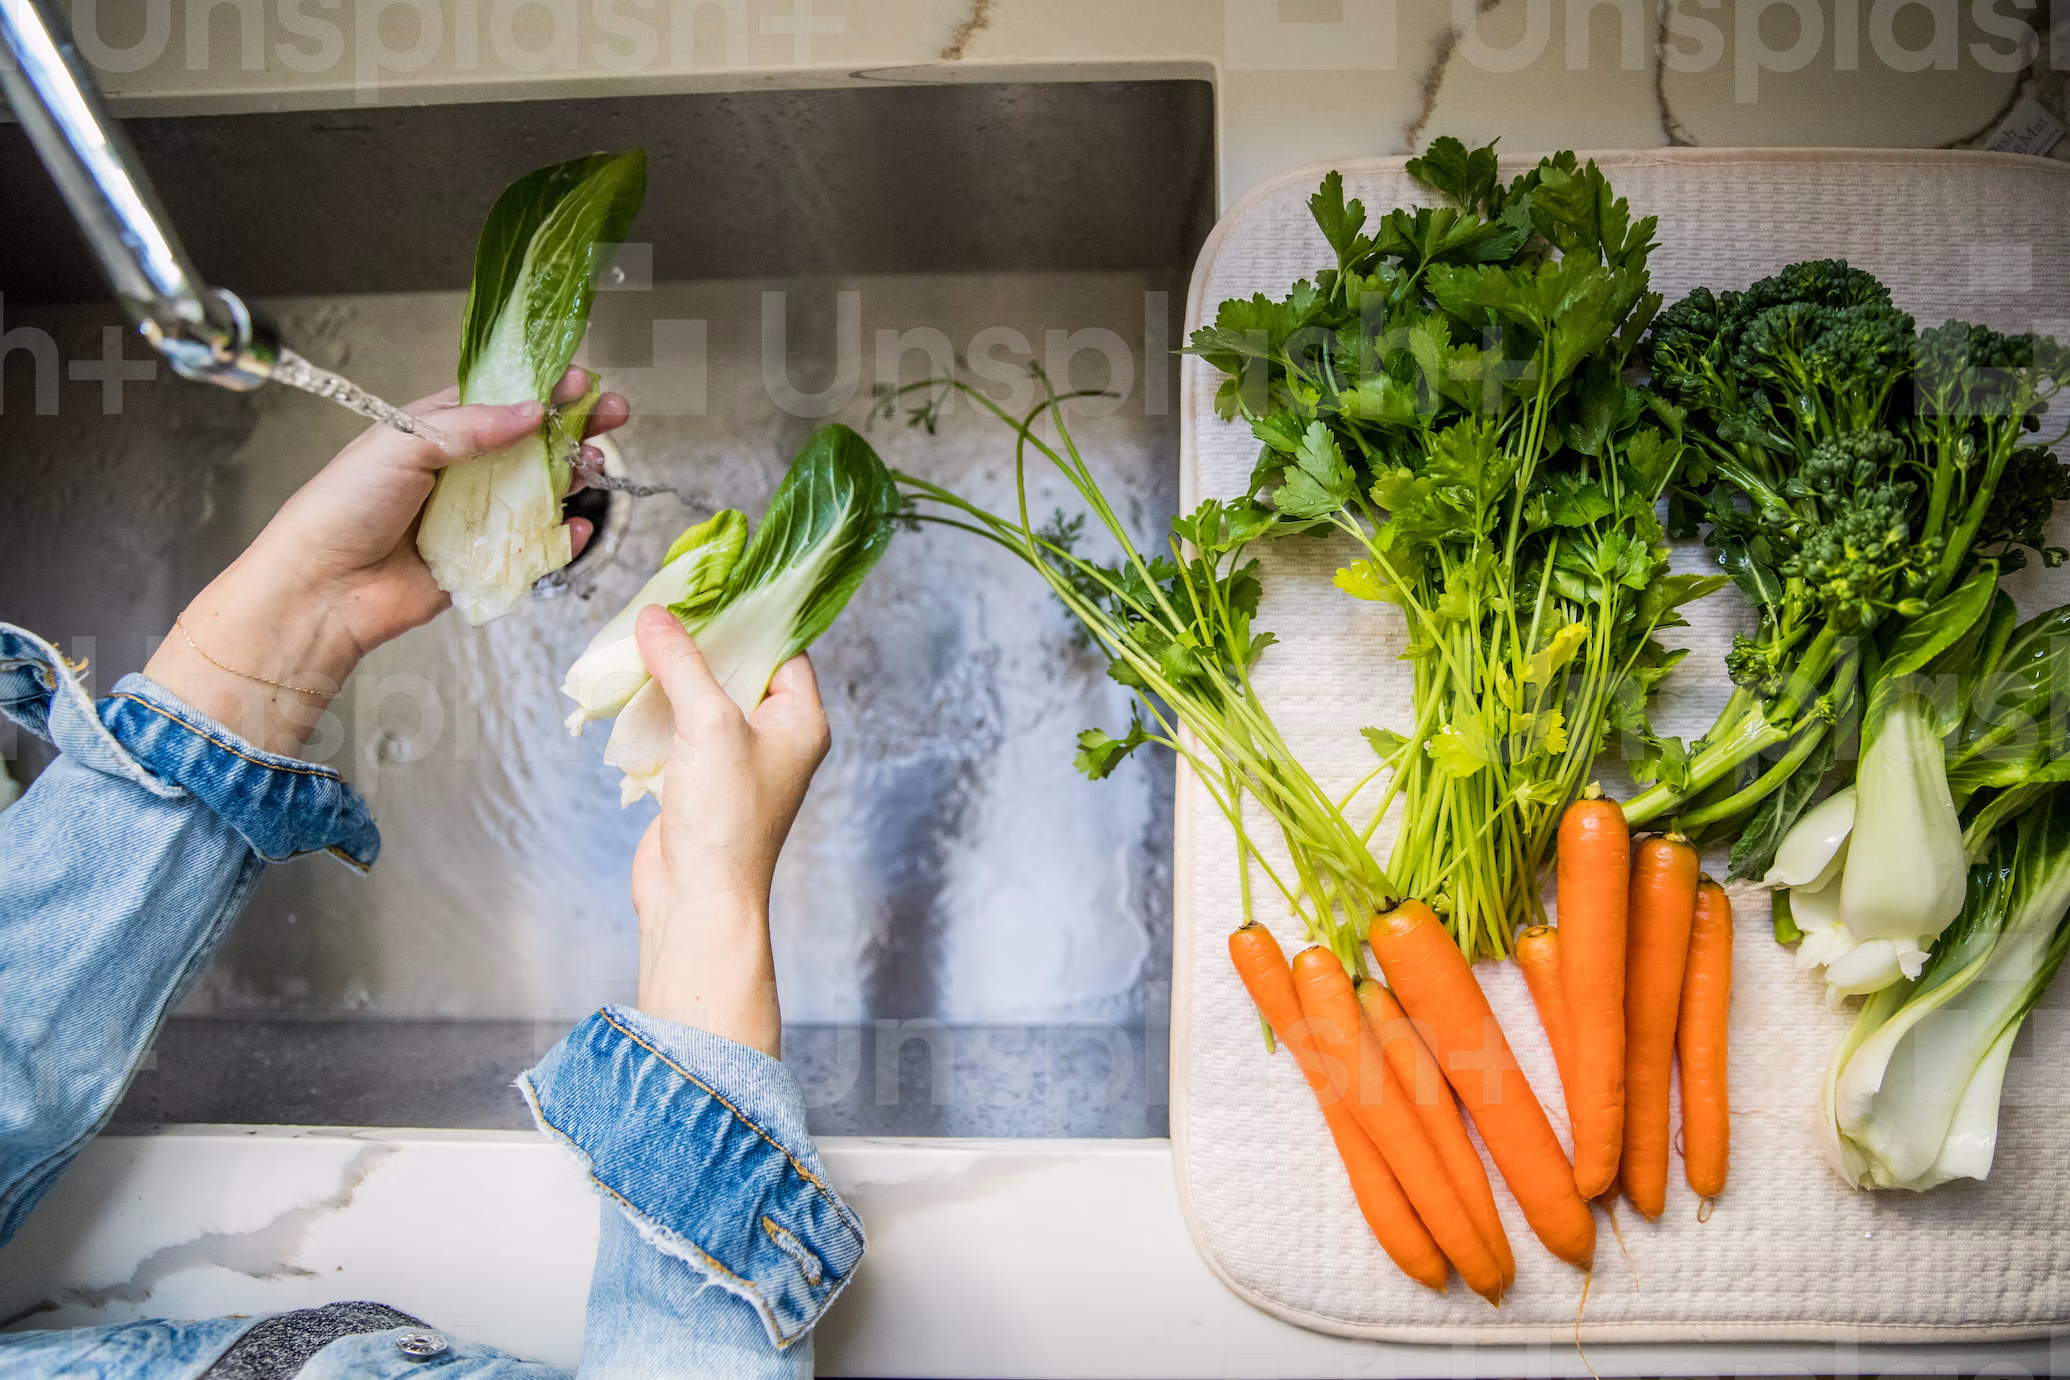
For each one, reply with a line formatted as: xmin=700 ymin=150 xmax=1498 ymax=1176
xmin=418 ymin=149 xmax=647 ymax=625
xmin=1368 ymin=899 xmax=1596 ymax=1267
xmin=1354 ymin=974 xmax=1516 ymax=1291
xmin=563 ymin=423 xmax=900 ymax=807
xmin=1678 ymin=877 xmax=1733 ymax=1201
xmin=1514 ymin=925 xmax=1577 ymax=1099
xmin=1293 ymin=944 xmax=1508 ymax=1304
xmin=1554 ymin=790 xmax=1631 ymax=1199
xmin=1618 ymin=833 xmax=1700 ymax=1219
xmin=1190 ymin=138 xmax=1719 ymax=960
xmin=1227 ymin=922 xmax=1449 ymax=1293
xmin=1823 ymin=790 xmax=2070 ymax=1191
xmin=1629 ymin=259 xmax=2070 ymax=994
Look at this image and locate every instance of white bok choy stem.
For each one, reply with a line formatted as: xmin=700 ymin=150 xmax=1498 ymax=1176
xmin=1822 ymin=790 xmax=2070 ymax=1190
xmin=584 ymin=423 xmax=900 ymax=807
xmin=417 ymin=149 xmax=647 ymax=625
xmin=561 ymin=510 xmax=747 ymax=732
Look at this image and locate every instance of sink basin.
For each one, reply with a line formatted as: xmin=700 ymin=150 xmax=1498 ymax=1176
xmin=0 ymin=80 xmax=1214 ymax=1137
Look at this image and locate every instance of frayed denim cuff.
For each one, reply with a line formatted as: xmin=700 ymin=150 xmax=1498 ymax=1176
xmin=0 ymin=624 xmax=379 ymax=868
xmin=519 ymin=1006 xmax=865 ymax=1350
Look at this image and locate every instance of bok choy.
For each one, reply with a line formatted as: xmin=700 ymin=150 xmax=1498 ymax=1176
xmin=418 ymin=149 xmax=648 ymax=625
xmin=562 ymin=423 xmax=901 ymax=807
xmin=1822 ymin=790 xmax=2070 ymax=1190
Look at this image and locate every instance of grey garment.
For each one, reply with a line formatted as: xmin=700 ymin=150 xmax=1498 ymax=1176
xmin=203 ymin=1303 xmax=427 ymax=1379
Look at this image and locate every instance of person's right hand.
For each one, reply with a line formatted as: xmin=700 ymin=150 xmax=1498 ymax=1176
xmin=627 ymin=606 xmax=830 ymax=1056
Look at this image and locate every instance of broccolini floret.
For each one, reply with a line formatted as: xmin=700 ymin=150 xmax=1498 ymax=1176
xmin=1629 ymin=259 xmax=2070 ymax=882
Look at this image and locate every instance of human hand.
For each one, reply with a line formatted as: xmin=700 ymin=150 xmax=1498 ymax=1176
xmin=143 ymin=368 xmax=628 ymax=756
xmin=627 ymin=606 xmax=830 ymax=1057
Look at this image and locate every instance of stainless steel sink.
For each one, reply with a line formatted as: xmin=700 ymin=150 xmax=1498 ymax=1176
xmin=0 ymin=81 xmax=1214 ymax=1136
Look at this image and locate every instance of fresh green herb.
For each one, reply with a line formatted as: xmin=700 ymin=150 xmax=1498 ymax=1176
xmin=1186 ymin=138 xmax=1718 ymax=959
xmin=890 ymin=374 xmax=1394 ymax=976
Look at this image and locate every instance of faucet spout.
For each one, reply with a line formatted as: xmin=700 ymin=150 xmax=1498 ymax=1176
xmin=0 ymin=0 xmax=279 ymax=389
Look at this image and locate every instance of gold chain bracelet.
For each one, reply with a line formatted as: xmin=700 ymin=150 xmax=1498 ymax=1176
xmin=174 ymin=614 xmax=340 ymax=699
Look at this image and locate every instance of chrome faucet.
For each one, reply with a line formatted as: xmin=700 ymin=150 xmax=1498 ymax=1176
xmin=0 ymin=0 xmax=278 ymax=389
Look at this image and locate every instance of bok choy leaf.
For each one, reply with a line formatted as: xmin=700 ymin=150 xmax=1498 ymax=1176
xmin=1822 ymin=791 xmax=2070 ymax=1190
xmin=560 ymin=510 xmax=748 ymax=732
xmin=417 ymin=149 xmax=647 ymax=625
xmin=575 ymin=423 xmax=900 ymax=807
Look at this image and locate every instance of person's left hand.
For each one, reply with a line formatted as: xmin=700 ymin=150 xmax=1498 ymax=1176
xmin=144 ymin=367 xmax=628 ymax=755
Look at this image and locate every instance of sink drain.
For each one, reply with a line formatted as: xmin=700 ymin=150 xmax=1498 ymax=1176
xmin=534 ymin=433 xmax=630 ymax=600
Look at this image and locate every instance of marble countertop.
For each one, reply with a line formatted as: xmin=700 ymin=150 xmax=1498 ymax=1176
xmin=57 ymin=0 xmax=2070 ymax=211
xmin=1 ymin=1130 xmax=2059 ymax=1376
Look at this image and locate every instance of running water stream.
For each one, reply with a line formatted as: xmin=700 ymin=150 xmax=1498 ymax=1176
xmin=272 ymin=349 xmax=448 ymax=444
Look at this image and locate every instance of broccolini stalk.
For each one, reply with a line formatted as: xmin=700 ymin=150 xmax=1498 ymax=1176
xmin=888 ymin=375 xmax=1397 ymax=973
xmin=1186 ymin=138 xmax=1718 ymax=960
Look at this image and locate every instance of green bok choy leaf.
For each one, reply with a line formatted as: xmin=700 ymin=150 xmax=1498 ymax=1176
xmin=417 ymin=149 xmax=647 ymax=625
xmin=570 ymin=423 xmax=900 ymax=807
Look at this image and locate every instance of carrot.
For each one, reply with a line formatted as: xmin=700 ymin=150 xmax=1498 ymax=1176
xmin=1355 ymin=975 xmax=1516 ymax=1290
xmin=1515 ymin=925 xmax=1577 ymax=1100
xmin=1293 ymin=947 xmax=1506 ymax=1305
xmin=1368 ymin=900 xmax=1596 ymax=1269
xmin=1227 ymin=923 xmax=1448 ymax=1292
xmin=1677 ymin=877 xmax=1733 ymax=1202
xmin=1619 ymin=833 xmax=1701 ymax=1219
xmin=1556 ymin=792 xmax=1631 ymax=1200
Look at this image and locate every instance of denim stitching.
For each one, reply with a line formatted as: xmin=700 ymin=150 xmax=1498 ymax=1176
xmin=521 ymin=1085 xmax=808 ymax=1348
xmin=595 ymin=1010 xmax=862 ymax=1240
xmin=761 ymin=1216 xmax=823 ymax=1286
xmin=108 ymin=693 xmax=345 ymax=782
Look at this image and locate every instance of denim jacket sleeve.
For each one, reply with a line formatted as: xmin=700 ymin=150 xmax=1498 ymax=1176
xmin=520 ymin=1006 xmax=866 ymax=1378
xmin=0 ymin=623 xmax=379 ymax=1246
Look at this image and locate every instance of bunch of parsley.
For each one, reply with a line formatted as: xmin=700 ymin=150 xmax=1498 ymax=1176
xmin=1187 ymin=138 xmax=1719 ymax=960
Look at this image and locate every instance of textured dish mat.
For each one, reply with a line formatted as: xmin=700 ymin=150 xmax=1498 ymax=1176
xmin=1171 ymin=149 xmax=2070 ymax=1343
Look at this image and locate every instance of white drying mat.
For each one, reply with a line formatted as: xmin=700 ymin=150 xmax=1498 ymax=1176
xmin=1173 ymin=149 xmax=2070 ymax=1344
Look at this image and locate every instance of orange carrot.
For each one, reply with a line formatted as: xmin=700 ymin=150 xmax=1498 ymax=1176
xmin=1356 ymin=976 xmax=1516 ymax=1290
xmin=1557 ymin=792 xmax=1631 ymax=1200
xmin=1228 ymin=923 xmax=1448 ymax=1292
xmin=1677 ymin=877 xmax=1733 ymax=1202
xmin=1515 ymin=925 xmax=1577 ymax=1100
xmin=1293 ymin=947 xmax=1506 ymax=1305
xmin=1368 ymin=900 xmax=1596 ymax=1268
xmin=1619 ymin=834 xmax=1701 ymax=1219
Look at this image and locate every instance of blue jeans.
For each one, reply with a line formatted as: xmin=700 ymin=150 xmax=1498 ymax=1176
xmin=0 ymin=623 xmax=864 ymax=1378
